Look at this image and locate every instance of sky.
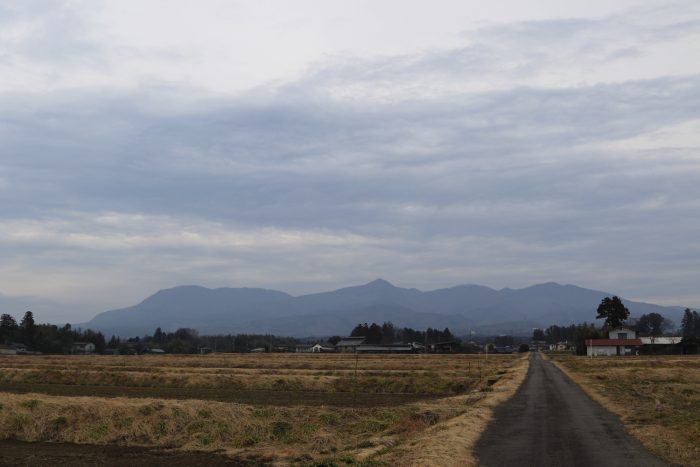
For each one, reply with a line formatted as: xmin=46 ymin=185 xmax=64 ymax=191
xmin=1 ymin=0 xmax=700 ymax=322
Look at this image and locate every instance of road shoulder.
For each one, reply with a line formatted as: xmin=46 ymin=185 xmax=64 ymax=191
xmin=377 ymin=354 xmax=530 ymax=467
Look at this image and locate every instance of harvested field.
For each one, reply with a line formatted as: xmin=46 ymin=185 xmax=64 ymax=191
xmin=549 ymin=354 xmax=700 ymax=467
xmin=0 ymin=353 xmax=526 ymax=465
xmin=0 ymin=439 xmax=263 ymax=466
xmin=0 ymin=353 xmax=504 ymax=398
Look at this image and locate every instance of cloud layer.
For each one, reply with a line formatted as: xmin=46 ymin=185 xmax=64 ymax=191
xmin=1 ymin=1 xmax=699 ymax=320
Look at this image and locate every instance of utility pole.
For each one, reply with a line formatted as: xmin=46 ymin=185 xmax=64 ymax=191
xmin=352 ymin=347 xmax=359 ymax=411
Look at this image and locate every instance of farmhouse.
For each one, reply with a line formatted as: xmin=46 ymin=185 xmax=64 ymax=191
xmin=586 ymin=328 xmax=641 ymax=356
xmin=71 ymin=342 xmax=96 ymax=354
xmin=295 ymin=343 xmax=334 ymax=353
xmin=586 ymin=328 xmax=688 ymax=356
xmin=334 ymin=337 xmax=427 ymax=353
xmin=335 ymin=336 xmax=366 ymax=352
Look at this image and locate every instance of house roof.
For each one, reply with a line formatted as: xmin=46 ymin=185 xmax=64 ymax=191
xmin=356 ymin=344 xmax=413 ymax=352
xmin=586 ymin=339 xmax=642 ymax=346
xmin=336 ymin=337 xmax=366 ymax=346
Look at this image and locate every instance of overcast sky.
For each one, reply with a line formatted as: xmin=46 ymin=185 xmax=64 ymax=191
xmin=1 ymin=0 xmax=699 ymax=322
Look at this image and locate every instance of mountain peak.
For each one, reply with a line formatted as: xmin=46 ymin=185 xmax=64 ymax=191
xmin=365 ymin=278 xmax=395 ymax=288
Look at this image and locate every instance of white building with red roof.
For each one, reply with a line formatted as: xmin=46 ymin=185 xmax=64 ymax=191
xmin=586 ymin=328 xmax=641 ymax=356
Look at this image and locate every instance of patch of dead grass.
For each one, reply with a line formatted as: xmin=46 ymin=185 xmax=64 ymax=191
xmin=370 ymin=353 xmax=530 ymax=467
xmin=0 ymin=353 xmax=522 ymax=465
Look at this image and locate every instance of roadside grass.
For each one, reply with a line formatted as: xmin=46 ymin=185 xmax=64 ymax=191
xmin=0 ymin=353 xmax=525 ymax=465
xmin=550 ymin=354 xmax=700 ymax=467
xmin=373 ymin=353 xmax=530 ymax=467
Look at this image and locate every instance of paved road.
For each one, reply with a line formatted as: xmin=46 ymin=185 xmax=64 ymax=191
xmin=475 ymin=353 xmax=667 ymax=467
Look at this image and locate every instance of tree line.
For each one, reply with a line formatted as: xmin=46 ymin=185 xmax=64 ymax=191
xmin=112 ymin=327 xmax=301 ymax=354
xmin=348 ymin=322 xmax=456 ymax=345
xmin=0 ymin=311 xmax=106 ymax=354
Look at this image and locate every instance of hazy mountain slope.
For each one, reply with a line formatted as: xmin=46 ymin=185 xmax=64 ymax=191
xmin=84 ymin=285 xmax=293 ymax=336
xmin=289 ymin=279 xmax=424 ymax=314
xmin=238 ymin=304 xmax=470 ymax=337
xmin=80 ymin=280 xmax=688 ymax=337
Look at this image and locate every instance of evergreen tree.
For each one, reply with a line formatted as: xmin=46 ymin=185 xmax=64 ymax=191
xmin=350 ymin=323 xmax=369 ymax=337
xmin=20 ymin=311 xmax=37 ymax=346
xmin=596 ymin=296 xmax=629 ymax=329
xmin=381 ymin=322 xmax=396 ymax=344
xmin=635 ymin=312 xmax=669 ymax=336
xmin=0 ymin=313 xmax=18 ymax=343
xmin=366 ymin=323 xmax=383 ymax=344
xmin=681 ymin=309 xmax=693 ymax=337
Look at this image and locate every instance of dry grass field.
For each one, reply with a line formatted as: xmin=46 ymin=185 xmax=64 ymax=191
xmin=0 ymin=353 xmax=527 ymax=466
xmin=549 ymin=354 xmax=700 ymax=467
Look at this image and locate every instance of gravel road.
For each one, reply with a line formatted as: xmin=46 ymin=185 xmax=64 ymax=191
xmin=475 ymin=353 xmax=667 ymax=467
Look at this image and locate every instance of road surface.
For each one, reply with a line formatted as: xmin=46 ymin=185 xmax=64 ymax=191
xmin=475 ymin=353 xmax=667 ymax=467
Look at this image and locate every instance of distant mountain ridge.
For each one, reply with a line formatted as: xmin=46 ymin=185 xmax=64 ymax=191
xmin=81 ymin=279 xmax=688 ymax=337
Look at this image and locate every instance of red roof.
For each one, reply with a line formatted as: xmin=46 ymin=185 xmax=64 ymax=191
xmin=586 ymin=339 xmax=642 ymax=346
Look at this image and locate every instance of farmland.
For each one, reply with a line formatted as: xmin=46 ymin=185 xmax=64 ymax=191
xmin=549 ymin=354 xmax=700 ymax=467
xmin=0 ymin=353 xmax=527 ymax=466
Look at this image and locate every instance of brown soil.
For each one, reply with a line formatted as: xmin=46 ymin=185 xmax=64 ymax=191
xmin=0 ymin=382 xmax=434 ymax=407
xmin=0 ymin=439 xmax=269 ymax=466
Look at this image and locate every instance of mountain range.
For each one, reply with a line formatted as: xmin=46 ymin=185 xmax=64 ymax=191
xmin=80 ymin=279 xmax=688 ymax=337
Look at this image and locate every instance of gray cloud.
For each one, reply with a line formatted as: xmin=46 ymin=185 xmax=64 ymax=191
xmin=1 ymin=3 xmax=699 ymax=318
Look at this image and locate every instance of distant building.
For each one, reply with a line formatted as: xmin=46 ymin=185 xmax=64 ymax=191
xmin=549 ymin=341 xmax=570 ymax=351
xmin=638 ymin=336 xmax=682 ymax=345
xmin=492 ymin=345 xmax=514 ymax=354
xmin=587 ymin=328 xmax=684 ymax=356
xmin=71 ymin=342 xmax=96 ymax=354
xmin=0 ymin=344 xmax=17 ymax=355
xmin=355 ymin=343 xmax=415 ymax=353
xmin=10 ymin=343 xmax=28 ymax=354
xmin=586 ymin=328 xmax=641 ymax=356
xmin=295 ymin=343 xmax=334 ymax=353
xmin=530 ymin=340 xmax=548 ymax=351
xmin=334 ymin=337 xmax=425 ymax=353
xmin=335 ymin=337 xmax=366 ymax=353
xmin=431 ymin=340 xmax=460 ymax=353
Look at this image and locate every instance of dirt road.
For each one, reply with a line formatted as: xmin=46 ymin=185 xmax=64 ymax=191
xmin=475 ymin=353 xmax=667 ymax=467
